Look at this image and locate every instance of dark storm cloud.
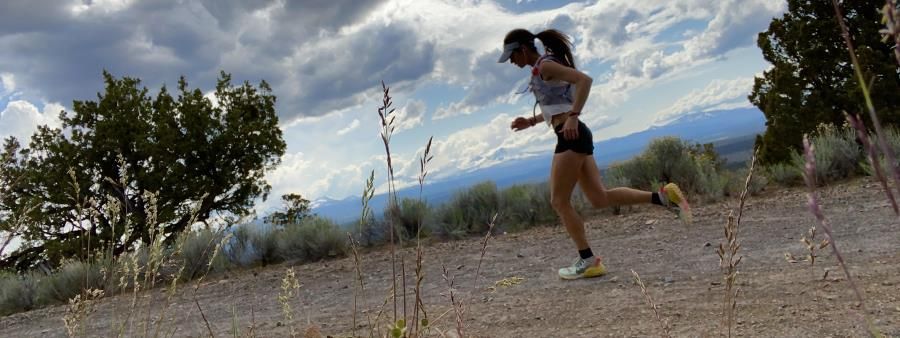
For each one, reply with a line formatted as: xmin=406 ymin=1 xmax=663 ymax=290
xmin=0 ymin=0 xmax=405 ymax=123
xmin=280 ymin=22 xmax=436 ymax=120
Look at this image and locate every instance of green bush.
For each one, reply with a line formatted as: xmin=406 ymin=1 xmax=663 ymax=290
xmin=352 ymin=213 xmax=382 ymax=247
xmin=178 ymin=228 xmax=231 ymax=280
xmin=499 ymin=184 xmax=536 ymax=231
xmin=726 ymin=167 xmax=769 ymax=197
xmin=37 ymin=260 xmax=103 ymax=303
xmin=764 ymin=161 xmax=803 ymax=186
xmin=796 ymin=124 xmax=861 ymax=184
xmin=385 ymin=198 xmax=430 ymax=240
xmin=694 ymin=155 xmax=729 ymax=202
xmin=276 ymin=217 xmax=347 ymax=262
xmin=435 ymin=181 xmax=500 ymax=235
xmin=860 ymin=127 xmax=900 ymax=176
xmin=614 ymin=137 xmax=700 ymax=193
xmin=227 ymin=225 xmax=280 ymax=267
xmin=431 ymin=205 xmax=467 ymax=240
xmin=0 ymin=271 xmax=41 ymax=315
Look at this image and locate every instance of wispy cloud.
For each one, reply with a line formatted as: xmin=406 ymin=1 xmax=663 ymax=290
xmin=652 ymin=77 xmax=756 ymax=125
xmin=336 ymin=118 xmax=361 ymax=136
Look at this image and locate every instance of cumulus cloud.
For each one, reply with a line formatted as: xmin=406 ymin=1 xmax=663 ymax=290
xmin=0 ymin=100 xmax=64 ymax=143
xmin=1 ymin=0 xmax=786 ymax=204
xmin=394 ymin=99 xmax=426 ymax=133
xmin=652 ymin=77 xmax=755 ymax=125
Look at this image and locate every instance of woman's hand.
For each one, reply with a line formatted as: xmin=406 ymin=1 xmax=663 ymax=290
xmin=561 ymin=116 xmax=579 ymax=140
xmin=511 ymin=117 xmax=533 ymax=131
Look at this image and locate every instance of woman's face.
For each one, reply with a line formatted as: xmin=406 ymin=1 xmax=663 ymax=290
xmin=509 ymin=48 xmax=527 ymax=68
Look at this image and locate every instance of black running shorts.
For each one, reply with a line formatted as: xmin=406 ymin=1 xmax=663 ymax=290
xmin=554 ymin=120 xmax=594 ymax=155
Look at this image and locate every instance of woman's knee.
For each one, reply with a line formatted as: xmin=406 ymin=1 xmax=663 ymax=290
xmin=550 ymin=195 xmax=572 ymax=211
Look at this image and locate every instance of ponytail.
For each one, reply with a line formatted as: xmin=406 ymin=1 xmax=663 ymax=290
xmin=502 ymin=28 xmax=576 ymax=68
xmin=535 ymin=29 xmax=575 ymax=69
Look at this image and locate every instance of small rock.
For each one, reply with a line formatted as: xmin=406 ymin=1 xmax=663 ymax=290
xmin=663 ymin=276 xmax=674 ymax=284
xmin=517 ymin=253 xmax=525 ymax=258
xmin=276 ymin=321 xmax=283 ymax=327
xmin=704 ymin=242 xmax=711 ymax=247
xmin=535 ymin=316 xmax=543 ymax=321
xmin=645 ymin=219 xmax=657 ymax=225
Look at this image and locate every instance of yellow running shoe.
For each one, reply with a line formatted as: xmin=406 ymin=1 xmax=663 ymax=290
xmin=661 ymin=182 xmax=692 ymax=225
xmin=558 ymin=256 xmax=607 ymax=280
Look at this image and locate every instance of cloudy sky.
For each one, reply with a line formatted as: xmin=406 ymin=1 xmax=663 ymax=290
xmin=0 ymin=0 xmax=785 ymax=213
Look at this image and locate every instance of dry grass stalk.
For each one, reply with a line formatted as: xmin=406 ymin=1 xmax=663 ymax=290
xmin=63 ymin=288 xmax=104 ymax=337
xmin=715 ymin=150 xmax=756 ymax=338
xmin=802 ymin=136 xmax=881 ymax=336
xmin=412 ymin=137 xmax=434 ymax=337
xmin=188 ymin=229 xmax=233 ymax=337
xmin=833 ymin=0 xmax=900 ymax=204
xmin=630 ymin=270 xmax=671 ymax=338
xmin=351 ymin=170 xmax=376 ymax=338
xmin=377 ymin=81 xmax=401 ymax=322
xmin=440 ymin=263 xmax=464 ymax=338
xmin=846 ymin=112 xmax=899 ymax=215
xmin=348 ymin=233 xmax=367 ymax=338
xmin=278 ymin=267 xmax=302 ymax=337
xmin=784 ymin=226 xmax=830 ymax=266
xmin=880 ymin=0 xmax=900 ymax=66
xmin=716 ymin=212 xmax=742 ymax=338
xmin=471 ymin=213 xmax=497 ymax=295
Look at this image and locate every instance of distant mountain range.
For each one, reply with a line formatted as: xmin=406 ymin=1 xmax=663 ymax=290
xmin=313 ymin=107 xmax=767 ymax=224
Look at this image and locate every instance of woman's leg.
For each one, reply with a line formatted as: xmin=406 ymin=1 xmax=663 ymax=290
xmin=550 ymin=150 xmax=589 ymax=250
xmin=578 ymin=155 xmax=652 ymax=208
xmin=579 ymin=155 xmax=693 ymax=224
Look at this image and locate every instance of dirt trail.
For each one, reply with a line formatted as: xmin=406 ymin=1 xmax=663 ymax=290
xmin=2 ymin=178 xmax=899 ymax=337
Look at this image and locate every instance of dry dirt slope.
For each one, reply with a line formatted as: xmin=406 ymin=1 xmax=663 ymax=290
xmin=1 ymin=177 xmax=899 ymax=337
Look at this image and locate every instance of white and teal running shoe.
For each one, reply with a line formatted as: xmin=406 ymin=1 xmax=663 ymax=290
xmin=558 ymin=256 xmax=607 ymax=280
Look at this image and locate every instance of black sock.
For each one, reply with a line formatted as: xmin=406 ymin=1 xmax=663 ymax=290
xmin=651 ymin=192 xmax=662 ymax=205
xmin=578 ymin=248 xmax=594 ymax=259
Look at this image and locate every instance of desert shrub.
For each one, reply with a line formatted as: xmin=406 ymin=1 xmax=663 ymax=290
xmin=860 ymin=127 xmax=900 ymax=176
xmin=276 ymin=216 xmax=347 ymax=262
xmin=227 ymin=224 xmax=280 ymax=267
xmin=37 ymin=260 xmax=103 ymax=303
xmin=694 ymin=155 xmax=729 ymax=202
xmin=178 ymin=228 xmax=231 ymax=280
xmin=352 ymin=213 xmax=383 ymax=247
xmin=526 ymin=182 xmax=558 ymax=223
xmin=0 ymin=271 xmax=41 ymax=315
xmin=499 ymin=184 xmax=536 ymax=231
xmin=498 ymin=183 xmax=557 ymax=231
xmin=726 ymin=167 xmax=769 ymax=197
xmin=436 ymin=181 xmax=500 ymax=235
xmin=614 ymin=137 xmax=701 ymax=193
xmin=764 ymin=162 xmax=804 ymax=186
xmin=385 ymin=198 xmax=430 ymax=240
xmin=795 ymin=124 xmax=861 ymax=183
xmin=431 ymin=204 xmax=470 ymax=240
xmin=603 ymin=163 xmax=633 ymax=215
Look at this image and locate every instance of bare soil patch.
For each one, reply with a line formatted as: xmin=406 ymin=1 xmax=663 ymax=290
xmin=2 ymin=178 xmax=899 ymax=337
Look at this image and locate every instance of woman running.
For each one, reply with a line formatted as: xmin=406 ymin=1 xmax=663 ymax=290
xmin=498 ymin=28 xmax=692 ymax=280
